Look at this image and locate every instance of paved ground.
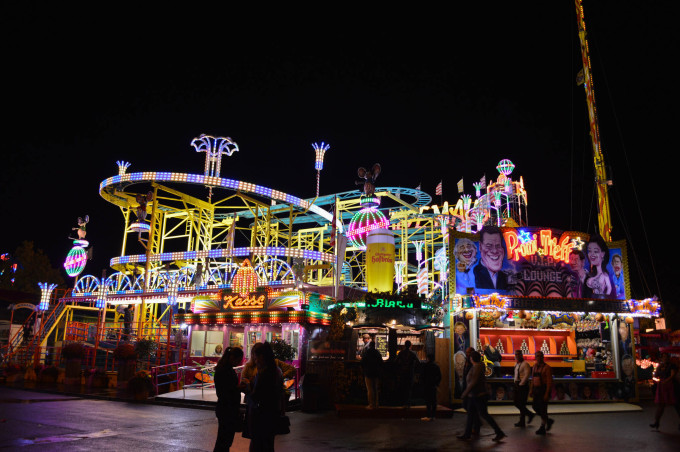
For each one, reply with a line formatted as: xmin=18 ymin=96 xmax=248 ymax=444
xmin=1 ymin=387 xmax=679 ymax=451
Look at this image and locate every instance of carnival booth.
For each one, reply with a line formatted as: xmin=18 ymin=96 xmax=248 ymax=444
xmin=450 ymin=226 xmax=661 ymax=403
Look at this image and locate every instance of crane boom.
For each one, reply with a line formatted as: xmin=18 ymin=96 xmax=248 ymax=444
xmin=575 ymin=0 xmax=612 ymax=241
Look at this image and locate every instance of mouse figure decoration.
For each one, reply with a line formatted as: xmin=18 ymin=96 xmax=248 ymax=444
xmin=356 ymin=163 xmax=381 ymax=196
xmin=135 ymin=192 xmax=154 ymax=222
xmin=69 ymin=215 xmax=89 ymax=240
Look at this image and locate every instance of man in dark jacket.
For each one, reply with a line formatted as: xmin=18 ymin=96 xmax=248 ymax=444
xmin=421 ymin=354 xmax=441 ymax=421
xmin=361 ymin=336 xmax=382 ymax=409
xmin=395 ymin=340 xmax=419 ymax=408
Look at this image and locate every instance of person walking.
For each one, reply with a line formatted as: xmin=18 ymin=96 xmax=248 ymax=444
xmin=421 ymin=353 xmax=441 ymax=421
xmin=532 ymin=350 xmax=554 ymax=435
xmin=246 ymin=342 xmax=283 ymax=452
xmin=361 ymin=335 xmax=382 ymax=409
xmin=650 ymin=352 xmax=678 ymax=430
xmin=461 ymin=347 xmax=481 ymax=435
xmin=513 ymin=350 xmax=535 ymax=427
xmin=214 ymin=347 xmax=246 ymax=452
xmin=395 ymin=340 xmax=418 ymax=408
xmin=458 ymin=350 xmax=506 ymax=442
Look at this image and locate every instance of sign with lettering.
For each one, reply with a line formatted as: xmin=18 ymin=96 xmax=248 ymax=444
xmin=220 ymin=291 xmax=268 ymax=311
xmin=365 ymin=298 xmax=422 ymax=310
xmin=452 ymin=228 xmax=629 ymax=299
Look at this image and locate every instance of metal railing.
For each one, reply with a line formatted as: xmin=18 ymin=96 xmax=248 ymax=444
xmin=151 ymin=362 xmax=182 ymax=395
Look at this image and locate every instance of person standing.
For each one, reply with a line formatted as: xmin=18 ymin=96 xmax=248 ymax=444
xmin=247 ymin=342 xmax=282 ymax=452
xmin=513 ymin=350 xmax=535 ymax=427
xmin=123 ymin=304 xmax=133 ymax=340
xmin=650 ymin=352 xmax=678 ymax=430
xmin=361 ymin=335 xmax=382 ymax=409
xmin=421 ymin=354 xmax=441 ymax=421
xmin=214 ymin=347 xmax=246 ymax=452
xmin=458 ymin=350 xmax=506 ymax=442
xmin=395 ymin=340 xmax=418 ymax=408
xmin=532 ymin=351 xmax=554 ymax=435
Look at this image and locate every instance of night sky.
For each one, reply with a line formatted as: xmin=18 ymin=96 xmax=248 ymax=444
xmin=2 ymin=2 xmax=677 ymax=311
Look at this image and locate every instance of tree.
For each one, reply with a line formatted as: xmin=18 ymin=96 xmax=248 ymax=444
xmin=0 ymin=241 xmax=64 ymax=294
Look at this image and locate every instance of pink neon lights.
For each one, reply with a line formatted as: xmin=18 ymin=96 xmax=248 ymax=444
xmin=504 ymin=229 xmax=573 ymax=263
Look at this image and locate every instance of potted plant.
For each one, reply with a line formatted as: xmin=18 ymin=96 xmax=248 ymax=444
xmin=39 ymin=365 xmax=60 ymax=384
xmin=135 ymin=338 xmax=158 ymax=360
xmin=61 ymin=342 xmax=85 ymax=385
xmin=87 ymin=368 xmax=109 ymax=388
xmin=5 ymin=364 xmax=24 ymax=384
xmin=114 ymin=343 xmax=137 ymax=385
xmin=271 ymin=339 xmax=296 ymax=363
xmin=128 ymin=370 xmax=154 ymax=401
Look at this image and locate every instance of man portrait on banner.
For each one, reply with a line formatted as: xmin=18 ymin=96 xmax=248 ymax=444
xmin=473 ymin=226 xmax=509 ymax=293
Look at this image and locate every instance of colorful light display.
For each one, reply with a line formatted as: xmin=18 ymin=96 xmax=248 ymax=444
xmin=503 ymin=229 xmax=574 ymax=263
xmin=100 ymin=171 xmax=335 ymax=226
xmin=38 ymin=282 xmax=57 ymax=311
xmin=232 ymin=259 xmax=258 ymax=296
xmin=191 ymin=134 xmax=239 ymax=178
xmin=116 ymin=160 xmax=131 ymax=175
xmin=64 ymin=246 xmax=87 ymax=277
xmin=347 ymin=197 xmax=390 ymax=249
xmin=496 ymin=159 xmax=515 ymax=176
xmin=312 ymin=142 xmax=330 ymax=171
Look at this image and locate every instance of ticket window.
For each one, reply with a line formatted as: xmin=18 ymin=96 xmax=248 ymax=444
xmin=190 ymin=331 xmax=206 ymax=357
xmin=246 ymin=331 xmax=262 ymax=359
xmin=230 ymin=332 xmax=244 ymax=348
xmin=190 ymin=330 xmax=224 ymax=357
xmin=205 ymin=331 xmax=224 ymax=357
xmin=285 ymin=330 xmax=300 ymax=360
xmin=265 ymin=331 xmax=282 ymax=343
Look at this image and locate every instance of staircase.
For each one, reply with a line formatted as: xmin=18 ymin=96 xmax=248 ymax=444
xmin=3 ymin=301 xmax=67 ymax=366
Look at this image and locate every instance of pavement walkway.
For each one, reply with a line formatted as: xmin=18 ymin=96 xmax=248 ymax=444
xmin=1 ymin=385 xmax=679 ymax=451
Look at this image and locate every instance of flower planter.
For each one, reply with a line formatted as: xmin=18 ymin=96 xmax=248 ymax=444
xmin=117 ymin=359 xmax=136 ymax=387
xmin=133 ymin=390 xmax=150 ymax=401
xmin=64 ymin=359 xmax=82 ymax=386
xmin=88 ymin=375 xmax=108 ymax=388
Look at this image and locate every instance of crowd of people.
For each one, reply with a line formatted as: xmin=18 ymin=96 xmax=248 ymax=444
xmin=212 ymin=337 xmax=680 ymax=450
xmin=213 ymin=341 xmax=290 ymax=452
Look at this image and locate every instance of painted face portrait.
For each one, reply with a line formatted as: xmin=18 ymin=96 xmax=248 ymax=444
xmin=587 ymin=242 xmax=604 ymax=268
xmin=569 ymin=252 xmax=584 ymax=272
xmin=454 ymin=239 xmax=477 ymax=272
xmin=612 ymin=255 xmax=622 ymax=276
xmin=480 ymin=231 xmax=504 ymax=273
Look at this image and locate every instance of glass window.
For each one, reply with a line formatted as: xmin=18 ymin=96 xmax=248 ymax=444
xmin=205 ymin=331 xmax=224 ymax=357
xmin=190 ymin=331 xmax=205 ymax=357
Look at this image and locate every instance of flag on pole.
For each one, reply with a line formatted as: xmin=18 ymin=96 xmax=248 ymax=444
xmin=480 ymin=175 xmax=486 ymax=189
xmin=435 ymin=181 xmax=443 ymax=196
xmin=457 ymin=178 xmax=464 ymax=193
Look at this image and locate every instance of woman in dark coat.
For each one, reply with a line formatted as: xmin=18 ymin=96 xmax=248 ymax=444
xmin=214 ymin=347 xmax=245 ymax=452
xmin=247 ymin=342 xmax=283 ymax=452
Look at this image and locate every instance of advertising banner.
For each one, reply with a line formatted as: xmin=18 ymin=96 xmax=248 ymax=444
xmin=451 ymin=226 xmax=629 ymax=299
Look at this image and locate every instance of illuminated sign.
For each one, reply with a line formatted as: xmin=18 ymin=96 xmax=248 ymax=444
xmin=365 ymin=298 xmax=422 ymax=310
xmin=504 ymin=229 xmax=574 ymax=263
xmin=221 ymin=292 xmax=268 ymax=310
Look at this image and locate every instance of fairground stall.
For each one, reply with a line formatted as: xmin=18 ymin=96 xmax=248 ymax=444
xmin=446 ymin=159 xmax=662 ymax=404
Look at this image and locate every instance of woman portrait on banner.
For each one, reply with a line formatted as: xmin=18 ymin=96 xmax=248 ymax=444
xmin=583 ymin=236 xmax=616 ymax=299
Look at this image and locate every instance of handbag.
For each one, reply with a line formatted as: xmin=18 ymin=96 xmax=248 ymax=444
xmin=275 ymin=415 xmax=290 ymax=435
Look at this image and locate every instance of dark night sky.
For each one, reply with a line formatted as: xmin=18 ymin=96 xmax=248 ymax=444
xmin=2 ymin=2 xmax=677 ymax=309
